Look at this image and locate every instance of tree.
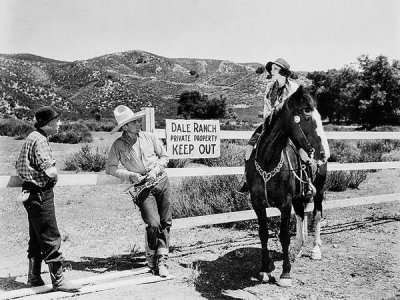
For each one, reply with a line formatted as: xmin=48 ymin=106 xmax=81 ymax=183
xmin=177 ymin=91 xmax=227 ymax=119
xmin=355 ymin=55 xmax=400 ymax=128
xmin=308 ymin=67 xmax=359 ymax=124
xmin=255 ymin=66 xmax=265 ymax=74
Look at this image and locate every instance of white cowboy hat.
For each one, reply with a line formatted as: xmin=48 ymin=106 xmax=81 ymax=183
xmin=110 ymin=105 xmax=147 ymax=134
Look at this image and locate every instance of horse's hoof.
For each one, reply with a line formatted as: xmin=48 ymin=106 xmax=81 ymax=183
xmin=258 ymin=272 xmax=274 ymax=283
xmin=311 ymin=245 xmax=322 ymax=260
xmin=277 ymin=278 xmax=292 ymax=287
xmin=311 ymin=252 xmax=322 ymax=260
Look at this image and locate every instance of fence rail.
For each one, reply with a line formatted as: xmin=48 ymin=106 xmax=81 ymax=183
xmin=2 ymin=161 xmax=400 ymax=188
xmin=1 ymin=130 xmax=400 ymax=188
xmin=2 ymin=129 xmax=400 ymax=228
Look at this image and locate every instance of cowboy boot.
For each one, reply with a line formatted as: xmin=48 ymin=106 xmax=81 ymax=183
xmin=145 ymin=231 xmax=158 ymax=274
xmin=27 ymin=257 xmax=45 ymax=286
xmin=145 ymin=248 xmax=158 ymax=274
xmin=48 ymin=262 xmax=81 ymax=292
xmin=157 ymin=254 xmax=170 ymax=278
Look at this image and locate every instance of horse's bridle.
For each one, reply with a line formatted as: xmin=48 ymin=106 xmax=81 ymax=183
xmin=293 ymin=114 xmax=315 ymax=159
xmin=254 ymin=112 xmax=316 ymax=183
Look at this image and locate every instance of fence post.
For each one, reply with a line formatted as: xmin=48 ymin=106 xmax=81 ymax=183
xmin=142 ymin=107 xmax=155 ymax=132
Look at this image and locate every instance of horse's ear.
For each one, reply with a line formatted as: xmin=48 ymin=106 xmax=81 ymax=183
xmin=304 ymin=84 xmax=317 ymax=96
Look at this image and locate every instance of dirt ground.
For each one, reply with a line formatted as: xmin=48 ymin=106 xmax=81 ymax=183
xmin=1 ymin=168 xmax=400 ymax=299
xmin=1 ymin=135 xmax=400 ymax=299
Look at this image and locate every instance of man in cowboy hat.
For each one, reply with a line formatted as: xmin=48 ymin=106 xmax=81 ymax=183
xmin=106 ymin=105 xmax=171 ymax=277
xmin=15 ymin=106 xmax=81 ymax=292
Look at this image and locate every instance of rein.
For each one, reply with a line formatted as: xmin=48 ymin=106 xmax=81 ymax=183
xmin=253 ymin=110 xmax=317 ymax=204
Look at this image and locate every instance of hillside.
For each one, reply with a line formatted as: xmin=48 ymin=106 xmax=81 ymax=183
xmin=0 ymin=50 xmax=309 ymax=125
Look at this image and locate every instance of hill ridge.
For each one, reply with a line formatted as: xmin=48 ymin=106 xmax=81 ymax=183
xmin=0 ymin=49 xmax=310 ymax=124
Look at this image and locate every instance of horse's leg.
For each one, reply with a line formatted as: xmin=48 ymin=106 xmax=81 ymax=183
xmin=292 ymin=201 xmax=307 ymax=258
xmin=294 ymin=214 xmax=308 ymax=258
xmin=311 ymin=169 xmax=326 ymax=260
xmin=277 ymin=203 xmax=293 ymax=287
xmin=252 ymin=201 xmax=275 ymax=283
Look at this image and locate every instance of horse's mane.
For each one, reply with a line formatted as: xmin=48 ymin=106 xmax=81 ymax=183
xmin=257 ymin=85 xmax=315 ymax=151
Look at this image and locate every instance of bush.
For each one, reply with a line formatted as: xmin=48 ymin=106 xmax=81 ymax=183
xmin=172 ymin=175 xmax=250 ymax=219
xmin=0 ymin=118 xmax=34 ymax=138
xmin=192 ymin=141 xmax=244 ymax=167
xmin=381 ymin=149 xmax=400 ymax=162
xmin=167 ymin=158 xmax=190 ymax=168
xmin=49 ymin=123 xmax=93 ymax=144
xmin=81 ymin=120 xmax=115 ymax=132
xmin=326 ymin=170 xmax=368 ymax=191
xmin=64 ymin=145 xmax=108 ymax=172
xmin=328 ymin=140 xmax=400 ymax=163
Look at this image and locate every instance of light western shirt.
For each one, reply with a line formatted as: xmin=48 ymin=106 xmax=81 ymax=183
xmin=106 ymin=131 xmax=169 ymax=181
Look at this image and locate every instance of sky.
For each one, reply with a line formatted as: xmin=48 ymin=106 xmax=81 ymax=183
xmin=1 ymin=0 xmax=399 ymax=71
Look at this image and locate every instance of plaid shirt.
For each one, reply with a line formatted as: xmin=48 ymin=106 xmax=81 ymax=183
xmin=263 ymin=78 xmax=299 ymax=119
xmin=106 ymin=131 xmax=169 ymax=181
xmin=15 ymin=129 xmax=56 ymax=187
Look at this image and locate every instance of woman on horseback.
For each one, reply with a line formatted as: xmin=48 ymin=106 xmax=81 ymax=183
xmin=238 ymin=58 xmax=313 ymax=194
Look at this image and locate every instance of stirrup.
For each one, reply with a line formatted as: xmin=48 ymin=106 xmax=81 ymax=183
xmin=303 ymin=183 xmax=316 ymax=198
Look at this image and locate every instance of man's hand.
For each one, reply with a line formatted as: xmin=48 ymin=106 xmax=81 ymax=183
xmin=129 ymin=172 xmax=141 ymax=184
xmin=146 ymin=170 xmax=157 ymax=184
xmin=45 ymin=166 xmax=58 ymax=179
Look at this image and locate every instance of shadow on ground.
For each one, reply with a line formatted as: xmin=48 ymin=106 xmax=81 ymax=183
xmin=187 ymin=247 xmax=283 ymax=299
xmin=64 ymin=252 xmax=147 ymax=273
xmin=0 ymin=276 xmax=29 ymax=291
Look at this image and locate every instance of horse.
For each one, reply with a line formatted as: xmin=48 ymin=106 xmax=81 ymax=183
xmin=245 ymin=85 xmax=328 ymax=287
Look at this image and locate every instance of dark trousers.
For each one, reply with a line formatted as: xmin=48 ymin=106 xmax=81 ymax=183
xmin=137 ymin=176 xmax=172 ymax=255
xmin=22 ymin=182 xmax=63 ymax=263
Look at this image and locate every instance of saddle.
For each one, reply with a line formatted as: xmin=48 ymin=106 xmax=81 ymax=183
xmin=124 ymin=172 xmax=167 ymax=207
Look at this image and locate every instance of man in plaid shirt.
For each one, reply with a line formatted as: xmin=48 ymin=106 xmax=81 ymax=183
xmin=15 ymin=106 xmax=81 ymax=293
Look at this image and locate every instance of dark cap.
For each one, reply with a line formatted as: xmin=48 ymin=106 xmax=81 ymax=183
xmin=34 ymin=106 xmax=60 ymax=128
xmin=265 ymin=58 xmax=291 ymax=77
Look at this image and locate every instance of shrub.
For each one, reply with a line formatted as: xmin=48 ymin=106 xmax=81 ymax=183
xmin=172 ymin=175 xmax=250 ymax=219
xmin=167 ymin=158 xmax=190 ymax=168
xmin=347 ymin=171 xmax=368 ymax=189
xmin=328 ymin=139 xmax=400 ymax=163
xmin=381 ymin=149 xmax=400 ymax=162
xmin=0 ymin=118 xmax=34 ymax=138
xmin=326 ymin=170 xmax=368 ymax=191
xmin=358 ymin=140 xmax=400 ymax=162
xmin=192 ymin=141 xmax=244 ymax=167
xmin=171 ymin=140 xmax=248 ymax=219
xmin=81 ymin=120 xmax=115 ymax=132
xmin=49 ymin=123 xmax=93 ymax=144
xmin=64 ymin=145 xmax=108 ymax=172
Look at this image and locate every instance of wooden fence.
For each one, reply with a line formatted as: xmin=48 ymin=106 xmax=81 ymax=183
xmin=1 ymin=107 xmax=400 ymax=228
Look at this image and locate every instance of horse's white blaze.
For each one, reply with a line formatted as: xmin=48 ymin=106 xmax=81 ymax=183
xmin=312 ymin=109 xmax=330 ymax=160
